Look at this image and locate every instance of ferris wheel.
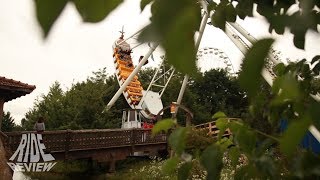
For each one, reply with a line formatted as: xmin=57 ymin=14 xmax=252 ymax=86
xmin=196 ymin=47 xmax=236 ymax=74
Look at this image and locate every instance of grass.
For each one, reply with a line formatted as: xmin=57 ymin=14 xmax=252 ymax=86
xmin=23 ymin=154 xmax=237 ymax=180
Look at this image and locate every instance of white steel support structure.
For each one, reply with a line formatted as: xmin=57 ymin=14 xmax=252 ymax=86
xmin=139 ymin=59 xmax=176 ymax=104
xmin=137 ymin=58 xmax=175 ymax=119
xmin=228 ymin=22 xmax=281 ymax=65
xmin=224 ymin=22 xmax=320 ymax=143
xmin=106 ymin=43 xmax=159 ymax=110
xmin=159 ymin=67 xmax=175 ymax=97
xmin=224 ymin=23 xmax=274 ymax=85
xmin=176 ymin=0 xmax=210 ymax=112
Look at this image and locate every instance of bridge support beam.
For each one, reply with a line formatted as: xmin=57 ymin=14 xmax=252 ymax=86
xmin=107 ymin=152 xmax=117 ymax=173
xmin=108 ymin=159 xmax=116 ymax=173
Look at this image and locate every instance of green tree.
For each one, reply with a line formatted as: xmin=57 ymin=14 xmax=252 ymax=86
xmin=23 ymin=81 xmax=65 ymax=130
xmin=22 ymin=68 xmax=128 ymax=130
xmin=2 ymin=112 xmax=15 ymax=132
xmin=138 ymin=67 xmax=157 ymax=88
xmin=189 ymin=69 xmax=248 ymax=123
xmin=21 ymin=66 xmax=247 ymax=130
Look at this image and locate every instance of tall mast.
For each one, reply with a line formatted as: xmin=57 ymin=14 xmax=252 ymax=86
xmin=119 ymin=26 xmax=125 ymax=39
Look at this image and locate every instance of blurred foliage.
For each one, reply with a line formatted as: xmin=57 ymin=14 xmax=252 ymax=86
xmin=238 ymin=38 xmax=274 ymax=98
xmin=186 ymin=128 xmax=215 ymax=151
xmin=31 ymin=0 xmax=320 ymax=178
xmin=153 ymin=53 xmax=320 ymax=179
xmin=34 ymin=0 xmax=320 ymax=70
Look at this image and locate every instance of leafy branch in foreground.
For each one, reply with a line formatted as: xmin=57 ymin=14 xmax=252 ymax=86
xmin=152 ymin=39 xmax=320 ymax=179
xmin=34 ymin=0 xmax=320 ymax=73
xmin=31 ymin=0 xmax=320 ymax=178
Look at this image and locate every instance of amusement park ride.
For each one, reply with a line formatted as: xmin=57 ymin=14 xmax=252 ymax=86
xmin=105 ymin=0 xmax=320 ymax=142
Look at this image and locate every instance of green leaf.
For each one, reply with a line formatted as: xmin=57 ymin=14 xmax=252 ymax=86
xmin=207 ymin=1 xmax=217 ymax=11
xmin=229 ymin=147 xmax=240 ymax=167
xmin=279 ymin=116 xmax=312 ymax=156
xmin=200 ymin=144 xmax=223 ymax=180
xmin=169 ymin=127 xmax=188 ymax=155
xmin=226 ymin=4 xmax=236 ymax=22
xmin=163 ymin=6 xmax=200 ymax=76
xmin=268 ymin=14 xmax=288 ymax=34
xmin=239 ymin=38 xmax=274 ymax=98
xmin=274 ymin=63 xmax=286 ymax=76
xmin=271 ymin=72 xmax=300 ymax=106
xmin=256 ymin=1 xmax=273 ymax=17
xmin=215 ymin=118 xmax=228 ymax=139
xmin=301 ymin=63 xmax=311 ymax=76
xmin=162 ymin=156 xmax=179 ymax=175
xmin=293 ymin=32 xmax=305 ymax=49
xmin=256 ymin=155 xmax=277 ymax=178
xmin=235 ymin=0 xmax=254 ymax=19
xmin=296 ymin=58 xmax=307 ymax=69
xmin=312 ymin=63 xmax=320 ymax=75
xmin=211 ymin=5 xmax=226 ymax=30
xmin=152 ymin=119 xmax=175 ymax=136
xmin=311 ymin=55 xmax=320 ymax=65
xmin=255 ymin=138 xmax=277 ymax=156
xmin=276 ymin=0 xmax=295 ymax=12
xmin=35 ymin=0 xmax=68 ymax=38
xmin=235 ymin=126 xmax=256 ymax=155
xmin=294 ymin=151 xmax=320 ymax=177
xmin=73 ymin=0 xmax=123 ymax=22
xmin=228 ymin=121 xmax=243 ymax=133
xmin=216 ymin=137 xmax=233 ymax=150
xmin=309 ymin=100 xmax=320 ymax=123
xmin=299 ymin=0 xmax=316 ymax=11
xmin=178 ymin=162 xmax=193 ymax=180
xmin=212 ymin=111 xmax=227 ymax=119
xmin=139 ymin=0 xmax=201 ymax=75
xmin=140 ymin=0 xmax=152 ymax=11
xmin=234 ymin=165 xmax=258 ymax=179
xmin=271 ymin=76 xmax=281 ymax=95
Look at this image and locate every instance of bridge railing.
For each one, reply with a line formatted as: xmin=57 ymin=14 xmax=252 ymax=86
xmin=4 ymin=129 xmax=167 ymax=153
xmin=195 ymin=118 xmax=239 ymax=137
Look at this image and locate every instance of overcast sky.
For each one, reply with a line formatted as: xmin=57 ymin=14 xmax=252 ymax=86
xmin=1 ymin=0 xmax=320 ymax=124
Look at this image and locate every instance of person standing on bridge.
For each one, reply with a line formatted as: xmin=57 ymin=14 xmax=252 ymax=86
xmin=34 ymin=116 xmax=45 ymax=133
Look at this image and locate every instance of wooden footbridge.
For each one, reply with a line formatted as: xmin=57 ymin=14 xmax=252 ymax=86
xmin=0 ymin=120 xmax=231 ymax=172
xmin=1 ymin=129 xmax=168 ymax=172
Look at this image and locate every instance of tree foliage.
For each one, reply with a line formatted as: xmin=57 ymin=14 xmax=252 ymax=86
xmin=22 ymin=68 xmax=244 ymax=130
xmin=188 ymin=69 xmax=247 ymax=124
xmin=22 ymin=68 xmax=128 ymax=130
xmin=153 ymin=47 xmax=320 ymax=180
xmin=2 ymin=112 xmax=15 ymax=132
